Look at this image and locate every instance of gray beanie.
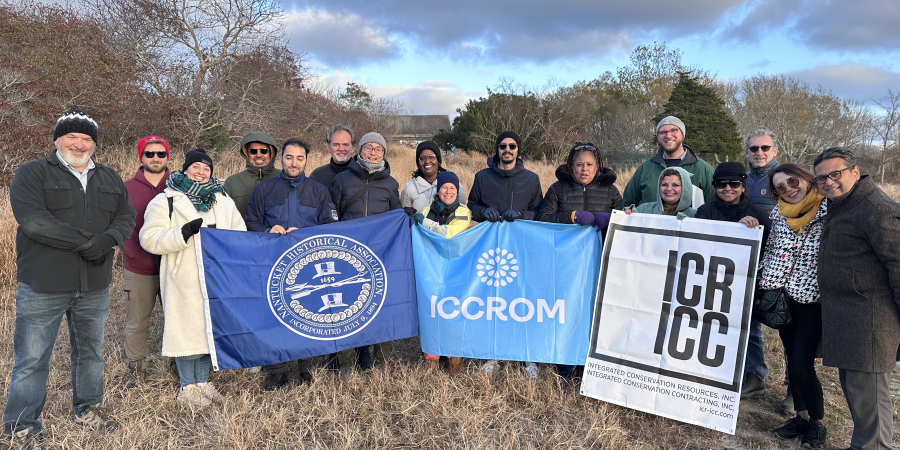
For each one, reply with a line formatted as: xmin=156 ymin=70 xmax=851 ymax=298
xmin=656 ymin=116 xmax=686 ymax=138
xmin=358 ymin=132 xmax=387 ymax=154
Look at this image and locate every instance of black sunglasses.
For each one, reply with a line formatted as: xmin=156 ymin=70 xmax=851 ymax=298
xmin=747 ymin=145 xmax=772 ymax=153
xmin=248 ymin=147 xmax=269 ymax=155
xmin=498 ymin=143 xmax=517 ymax=150
xmin=143 ymin=151 xmax=167 ymax=159
xmin=713 ymin=180 xmax=743 ymax=190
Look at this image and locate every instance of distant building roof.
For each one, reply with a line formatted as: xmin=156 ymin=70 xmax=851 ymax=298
xmin=387 ymin=115 xmax=451 ymax=138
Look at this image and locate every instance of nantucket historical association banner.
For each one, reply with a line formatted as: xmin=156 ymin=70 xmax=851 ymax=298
xmin=196 ymin=209 xmax=417 ymax=370
xmin=412 ymin=220 xmax=600 ymax=365
xmin=580 ymin=211 xmax=762 ymax=434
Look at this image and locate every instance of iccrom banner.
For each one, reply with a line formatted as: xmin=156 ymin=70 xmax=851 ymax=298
xmin=580 ymin=211 xmax=762 ymax=434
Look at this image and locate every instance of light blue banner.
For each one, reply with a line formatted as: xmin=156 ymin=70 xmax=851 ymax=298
xmin=412 ymin=220 xmax=600 ymax=365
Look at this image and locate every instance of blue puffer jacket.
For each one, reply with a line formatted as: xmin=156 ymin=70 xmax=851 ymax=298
xmin=244 ymin=172 xmax=335 ymax=232
xmin=746 ymin=159 xmax=779 ymax=215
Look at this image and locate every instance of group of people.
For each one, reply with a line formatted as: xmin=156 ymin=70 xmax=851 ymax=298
xmin=2 ymin=110 xmax=898 ymax=450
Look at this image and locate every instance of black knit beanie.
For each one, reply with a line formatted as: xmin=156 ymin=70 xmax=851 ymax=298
xmin=712 ymin=161 xmax=747 ymax=182
xmin=183 ymin=148 xmax=214 ymax=174
xmin=54 ymin=109 xmax=98 ymax=142
xmin=494 ymin=131 xmax=522 ymax=155
xmin=415 ymin=141 xmax=442 ymax=166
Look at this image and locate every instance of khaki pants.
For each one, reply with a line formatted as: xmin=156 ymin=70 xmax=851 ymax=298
xmin=335 ymin=342 xmax=393 ymax=367
xmin=123 ymin=269 xmax=161 ymax=368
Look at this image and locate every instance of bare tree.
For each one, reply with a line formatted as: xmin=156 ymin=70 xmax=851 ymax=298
xmin=871 ymin=89 xmax=900 ymax=182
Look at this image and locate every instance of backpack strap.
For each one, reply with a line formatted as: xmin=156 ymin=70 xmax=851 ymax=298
xmin=338 ymin=182 xmax=374 ymax=221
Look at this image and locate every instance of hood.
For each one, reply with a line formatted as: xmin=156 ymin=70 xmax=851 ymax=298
xmin=554 ymin=164 xmax=617 ymax=187
xmin=488 ymin=155 xmax=525 ymax=177
xmin=650 ymin=143 xmax=699 ymax=166
xmin=653 ymin=166 xmax=695 ymax=213
xmin=239 ymin=131 xmax=280 ymax=177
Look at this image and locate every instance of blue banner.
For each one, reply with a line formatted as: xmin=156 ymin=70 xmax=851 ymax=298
xmin=412 ymin=221 xmax=600 ymax=365
xmin=198 ymin=210 xmax=417 ymax=370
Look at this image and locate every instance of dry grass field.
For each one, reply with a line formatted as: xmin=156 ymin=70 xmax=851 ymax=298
xmin=0 ymin=142 xmax=897 ymax=449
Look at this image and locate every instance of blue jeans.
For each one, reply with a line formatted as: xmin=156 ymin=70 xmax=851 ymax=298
xmin=175 ymin=355 xmax=211 ymax=387
xmin=3 ymin=283 xmax=110 ymax=434
xmin=743 ymin=318 xmax=769 ymax=381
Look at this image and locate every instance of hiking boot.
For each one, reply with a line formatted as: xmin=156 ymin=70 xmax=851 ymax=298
xmin=339 ymin=367 xmax=353 ymax=381
xmin=176 ymin=384 xmax=211 ymax=408
xmin=781 ymin=390 xmax=796 ymax=415
xmin=447 ymin=357 xmax=463 ymax=375
xmin=801 ymin=420 xmax=826 ymax=449
xmin=74 ymin=406 xmax=119 ymax=432
xmin=425 ymin=359 xmax=440 ymax=370
xmin=198 ymin=382 xmax=225 ymax=403
xmin=264 ymin=372 xmax=289 ymax=391
xmin=524 ymin=362 xmax=540 ymax=380
xmin=773 ymin=415 xmax=809 ymax=439
xmin=2 ymin=427 xmax=42 ymax=450
xmin=481 ymin=360 xmax=500 ymax=375
xmin=741 ymin=372 xmax=766 ymax=398
xmin=357 ymin=346 xmax=374 ymax=370
xmin=124 ymin=360 xmax=144 ymax=389
xmin=298 ymin=368 xmax=313 ymax=385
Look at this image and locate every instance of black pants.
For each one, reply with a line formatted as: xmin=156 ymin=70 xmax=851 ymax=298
xmin=778 ymin=301 xmax=824 ymax=420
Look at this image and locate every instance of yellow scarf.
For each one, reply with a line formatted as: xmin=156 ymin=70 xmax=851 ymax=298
xmin=778 ymin=190 xmax=824 ymax=232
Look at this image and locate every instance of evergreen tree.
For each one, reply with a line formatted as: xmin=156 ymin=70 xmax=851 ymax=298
xmin=654 ymin=73 xmax=742 ymax=163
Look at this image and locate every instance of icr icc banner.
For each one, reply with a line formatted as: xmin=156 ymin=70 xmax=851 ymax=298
xmin=580 ymin=211 xmax=762 ymax=434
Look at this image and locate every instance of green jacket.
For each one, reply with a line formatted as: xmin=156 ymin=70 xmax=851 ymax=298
xmin=224 ymin=131 xmax=281 ymax=217
xmin=631 ymin=166 xmax=697 ymax=219
xmin=622 ymin=144 xmax=714 ymax=207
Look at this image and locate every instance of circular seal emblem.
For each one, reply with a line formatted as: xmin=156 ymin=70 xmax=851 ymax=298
xmin=267 ymin=234 xmax=387 ymax=340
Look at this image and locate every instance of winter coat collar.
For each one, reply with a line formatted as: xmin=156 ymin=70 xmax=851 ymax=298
xmin=828 ymin=175 xmax=874 ymax=210
xmin=649 ymin=143 xmax=699 ymax=166
xmin=749 ymin=158 xmax=779 ymax=177
xmin=554 ymin=164 xmax=617 ymax=187
xmin=708 ymin=194 xmax=750 ymax=221
xmin=408 ymin=175 xmax=437 ymax=194
xmin=488 ymin=155 xmax=525 ymax=177
xmin=278 ymin=171 xmax=308 ymax=187
xmin=349 ymin=157 xmax=392 ymax=181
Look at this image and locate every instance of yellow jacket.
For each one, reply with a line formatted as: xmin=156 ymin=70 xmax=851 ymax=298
xmin=420 ymin=203 xmax=472 ymax=238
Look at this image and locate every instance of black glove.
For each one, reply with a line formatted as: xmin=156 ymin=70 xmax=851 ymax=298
xmin=181 ymin=218 xmax=203 ymax=242
xmin=482 ymin=207 xmax=502 ymax=222
xmin=75 ymin=234 xmax=117 ymax=261
xmin=502 ymin=209 xmax=521 ymax=222
xmin=403 ymin=206 xmax=417 ymax=216
xmin=91 ymin=254 xmax=108 ymax=266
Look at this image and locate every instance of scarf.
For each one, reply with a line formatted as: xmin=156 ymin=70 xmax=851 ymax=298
xmin=166 ymin=170 xmax=225 ymax=212
xmin=356 ymin=156 xmax=386 ymax=174
xmin=428 ymin=198 xmax=461 ymax=225
xmin=778 ymin=189 xmax=824 ymax=232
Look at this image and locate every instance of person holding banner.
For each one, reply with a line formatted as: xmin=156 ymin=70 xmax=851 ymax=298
xmin=756 ymin=163 xmax=828 ymax=448
xmin=140 ymin=149 xmax=247 ymax=408
xmin=330 ymin=132 xmax=402 ymax=375
xmin=625 ymin=166 xmax=696 ymax=218
xmin=401 ymin=140 xmax=465 ymax=214
xmin=412 ymin=171 xmax=471 ymax=373
xmin=695 ymin=161 xmax=770 ymax=237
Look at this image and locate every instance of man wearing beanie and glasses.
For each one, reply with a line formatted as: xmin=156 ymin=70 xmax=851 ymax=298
xmin=4 ymin=110 xmax=135 ymax=446
xmin=225 ymin=131 xmax=281 ymax=217
xmin=467 ymin=130 xmax=543 ymax=379
xmin=121 ymin=136 xmax=171 ymax=389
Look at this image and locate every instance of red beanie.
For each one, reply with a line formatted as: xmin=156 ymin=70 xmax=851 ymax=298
xmin=136 ymin=135 xmax=170 ymax=161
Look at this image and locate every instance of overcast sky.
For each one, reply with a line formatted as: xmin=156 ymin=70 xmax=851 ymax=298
xmin=281 ymin=0 xmax=900 ymax=117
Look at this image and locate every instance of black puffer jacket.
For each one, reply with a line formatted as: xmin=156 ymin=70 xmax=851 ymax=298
xmin=310 ymin=157 xmax=352 ymax=190
xmin=695 ymin=194 xmax=771 ymax=249
xmin=467 ymin=156 xmax=543 ymax=222
xmin=330 ymin=158 xmax=401 ymax=221
xmin=538 ymin=164 xmax=623 ymax=223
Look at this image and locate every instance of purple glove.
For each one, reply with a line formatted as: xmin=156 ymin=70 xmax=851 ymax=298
xmin=594 ymin=212 xmax=611 ymax=229
xmin=573 ymin=211 xmax=595 ymax=226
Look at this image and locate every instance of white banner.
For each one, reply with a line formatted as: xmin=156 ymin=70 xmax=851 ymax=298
xmin=580 ymin=210 xmax=762 ymax=434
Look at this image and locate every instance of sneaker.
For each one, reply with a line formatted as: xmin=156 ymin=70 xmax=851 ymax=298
xmin=481 ymin=360 xmax=500 ymax=375
xmin=740 ymin=372 xmax=766 ymax=398
xmin=176 ymin=384 xmax=211 ymax=408
xmin=264 ymin=372 xmax=289 ymax=391
xmin=524 ymin=362 xmax=540 ymax=380
xmin=2 ymin=426 xmax=42 ymax=450
xmin=781 ymin=390 xmax=796 ymax=415
xmin=74 ymin=406 xmax=119 ymax=432
xmin=801 ymin=421 xmax=826 ymax=449
xmin=198 ymin=382 xmax=225 ymax=403
xmin=773 ymin=415 xmax=809 ymax=439
xmin=248 ymin=366 xmax=262 ymax=374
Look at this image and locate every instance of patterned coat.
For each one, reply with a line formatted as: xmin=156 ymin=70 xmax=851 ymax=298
xmin=757 ymin=198 xmax=827 ymax=304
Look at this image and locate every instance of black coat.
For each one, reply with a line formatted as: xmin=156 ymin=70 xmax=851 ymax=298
xmin=467 ymin=156 xmax=543 ymax=222
xmin=537 ymin=164 xmax=623 ymax=223
xmin=11 ymin=151 xmax=136 ymax=292
xmin=330 ymin=158 xmax=401 ymax=221
xmin=695 ymin=195 xmax=771 ymax=249
xmin=310 ymin=158 xmax=352 ymax=190
xmin=818 ymin=176 xmax=900 ymax=372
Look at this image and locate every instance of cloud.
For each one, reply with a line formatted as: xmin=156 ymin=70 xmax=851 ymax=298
xmin=282 ymin=9 xmax=400 ymax=68
xmin=786 ymin=64 xmax=900 ymax=103
xmin=283 ymin=0 xmax=745 ymax=63
xmin=721 ymin=0 xmax=900 ymax=52
xmin=369 ymin=84 xmax=483 ymax=116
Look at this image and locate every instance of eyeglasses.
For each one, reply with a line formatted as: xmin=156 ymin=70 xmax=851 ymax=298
xmin=143 ymin=151 xmax=167 ymax=159
xmin=713 ymin=180 xmax=743 ymax=190
xmin=657 ymin=128 xmax=680 ymax=137
xmin=747 ymin=145 xmax=773 ymax=153
xmin=774 ymin=177 xmax=800 ymax=195
xmin=498 ymin=143 xmax=517 ymax=150
xmin=362 ymin=144 xmax=385 ymax=154
xmin=248 ymin=147 xmax=269 ymax=155
xmin=418 ymin=155 xmax=437 ymax=163
xmin=813 ymin=167 xmax=853 ymax=185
